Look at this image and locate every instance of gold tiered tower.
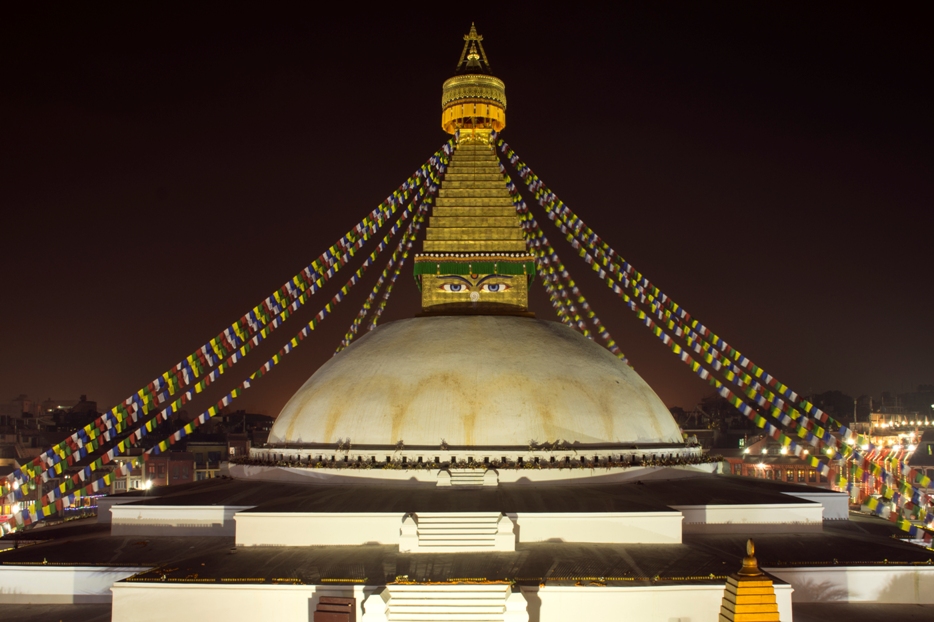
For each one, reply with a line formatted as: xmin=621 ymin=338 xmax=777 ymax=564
xmin=415 ymin=25 xmax=535 ymax=315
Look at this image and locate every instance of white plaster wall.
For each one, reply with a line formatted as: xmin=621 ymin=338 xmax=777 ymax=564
xmin=228 ymin=463 xmax=715 ymax=486
xmin=110 ymin=505 xmax=253 ymax=536
xmin=236 ymin=513 xmax=402 ymax=546
xmin=112 ymin=580 xmax=793 ymax=622
xmin=0 ymin=565 xmax=148 ymax=604
xmin=523 ymin=583 xmax=793 ymax=622
xmin=97 ymin=497 xmax=141 ymax=524
xmin=669 ymin=503 xmax=823 ymax=524
xmin=235 ymin=511 xmax=682 ymax=547
xmin=781 ymin=491 xmax=849 ymax=520
xmin=514 ymin=512 xmax=682 ymax=544
xmin=111 ymin=583 xmax=369 ymax=622
xmin=764 ymin=566 xmax=934 ymax=604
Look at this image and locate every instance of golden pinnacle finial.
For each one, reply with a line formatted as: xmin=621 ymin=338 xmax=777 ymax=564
xmin=442 ymin=23 xmax=506 ymax=136
xmin=465 ymin=22 xmax=482 ymax=43
xmin=737 ymin=538 xmax=763 ymax=577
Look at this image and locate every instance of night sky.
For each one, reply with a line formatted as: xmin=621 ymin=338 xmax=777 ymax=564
xmin=2 ymin=5 xmax=931 ymax=418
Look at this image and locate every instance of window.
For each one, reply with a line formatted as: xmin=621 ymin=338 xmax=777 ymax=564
xmin=798 ymin=470 xmax=806 ymax=482
xmin=786 ymin=470 xmax=794 ymax=481
xmin=809 ymin=471 xmax=817 ymax=482
xmin=733 ymin=464 xmax=742 ymax=475
xmin=766 ymin=470 xmax=774 ymax=479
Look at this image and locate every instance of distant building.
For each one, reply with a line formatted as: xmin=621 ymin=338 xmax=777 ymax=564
xmin=907 ymin=429 xmax=934 ymax=489
xmin=187 ymin=438 xmax=226 ymax=481
xmin=39 ymin=397 xmax=81 ymax=414
xmin=721 ymin=437 xmax=836 ymax=489
xmin=0 ymin=394 xmax=35 ymax=423
xmin=111 ymin=451 xmax=146 ymax=493
xmin=145 ymin=452 xmax=195 ymax=488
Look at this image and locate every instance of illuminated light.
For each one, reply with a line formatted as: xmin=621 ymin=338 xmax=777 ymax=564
xmin=860 ymin=444 xmax=870 ymax=451
xmin=780 ymin=447 xmax=788 ymax=455
xmin=846 ymin=438 xmax=856 ymax=446
xmin=826 ymin=448 xmax=835 ymax=456
xmin=803 ymin=449 xmax=809 ymax=455
xmin=143 ymin=480 xmax=153 ymax=490
xmin=743 ymin=448 xmax=750 ymax=454
xmin=761 ymin=448 xmax=768 ymax=454
xmin=11 ymin=503 xmax=20 ymax=514
xmin=12 ymin=480 xmax=19 ymax=490
xmin=757 ymin=463 xmax=766 ymax=469
xmin=908 ymin=444 xmax=917 ymax=452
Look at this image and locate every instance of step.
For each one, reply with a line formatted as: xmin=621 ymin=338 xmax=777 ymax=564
xmin=438 ymin=189 xmax=510 ymax=198
xmin=425 ymin=228 xmax=523 ymax=241
xmin=434 ymin=198 xmax=514 ymax=208
xmin=442 ymin=174 xmax=505 ymax=182
xmin=429 ymin=214 xmax=520 ymax=223
xmin=444 ymin=165 xmax=502 ymax=174
xmin=390 ymin=605 xmax=504 ymax=613
xmin=433 ymin=206 xmax=515 ymax=217
xmin=423 ymin=240 xmax=527 ymax=252
xmin=389 ymin=616 xmax=503 ymax=621
xmin=442 ymin=181 xmax=510 ymax=190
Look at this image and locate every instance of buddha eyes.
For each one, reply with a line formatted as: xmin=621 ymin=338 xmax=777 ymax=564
xmin=438 ymin=281 xmax=511 ymax=293
xmin=480 ymin=283 xmax=510 ymax=292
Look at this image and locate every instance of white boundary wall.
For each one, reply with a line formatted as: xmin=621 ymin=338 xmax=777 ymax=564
xmin=235 ymin=511 xmax=683 ymax=547
xmin=236 ymin=512 xmax=402 ymax=546
xmin=111 ymin=581 xmax=792 ymax=622
xmin=522 ymin=584 xmax=794 ymax=622
xmin=513 ymin=512 xmax=682 ymax=544
xmin=764 ymin=566 xmax=934 ymax=604
xmin=227 ymin=463 xmax=716 ymax=485
xmin=669 ymin=503 xmax=823 ymax=525
xmin=780 ymin=491 xmax=849 ymax=520
xmin=97 ymin=497 xmax=141 ymax=524
xmin=112 ymin=583 xmax=368 ymax=622
xmin=110 ymin=504 xmax=254 ymax=536
xmin=0 ymin=565 xmax=148 ymax=604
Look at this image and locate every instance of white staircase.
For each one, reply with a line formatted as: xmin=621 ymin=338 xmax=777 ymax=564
xmin=437 ymin=469 xmax=499 ymax=487
xmin=361 ymin=584 xmax=529 ymax=622
xmin=399 ymin=513 xmax=515 ymax=552
xmin=450 ymin=470 xmax=485 ymax=486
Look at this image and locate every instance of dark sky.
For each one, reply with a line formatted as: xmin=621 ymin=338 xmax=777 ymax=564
xmin=1 ymin=4 xmax=931 ymax=417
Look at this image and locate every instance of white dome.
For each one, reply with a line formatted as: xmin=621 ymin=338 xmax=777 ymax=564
xmin=269 ymin=316 xmax=683 ymax=448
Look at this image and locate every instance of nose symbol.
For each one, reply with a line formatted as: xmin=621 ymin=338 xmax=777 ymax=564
xmin=469 ymin=291 xmax=480 ymax=302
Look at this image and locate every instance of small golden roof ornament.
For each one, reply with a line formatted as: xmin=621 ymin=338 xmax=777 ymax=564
xmin=737 ymin=538 xmax=764 ymax=577
xmin=719 ymin=539 xmax=781 ymax=621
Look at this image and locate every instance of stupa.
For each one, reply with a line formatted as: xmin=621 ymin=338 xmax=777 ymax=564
xmin=3 ymin=24 xmax=933 ymax=622
xmin=263 ymin=21 xmax=690 ymax=468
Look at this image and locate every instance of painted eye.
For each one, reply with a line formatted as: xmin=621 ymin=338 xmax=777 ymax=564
xmin=480 ymin=283 xmax=510 ymax=293
xmin=440 ymin=283 xmax=465 ymax=292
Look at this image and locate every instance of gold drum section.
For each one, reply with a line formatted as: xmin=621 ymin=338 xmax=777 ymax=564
xmin=441 ymin=74 xmax=506 ymax=134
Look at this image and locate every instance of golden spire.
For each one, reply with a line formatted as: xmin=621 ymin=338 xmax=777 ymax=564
xmin=442 ymin=24 xmax=506 ymax=138
xmin=417 ymin=28 xmax=533 ymax=315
